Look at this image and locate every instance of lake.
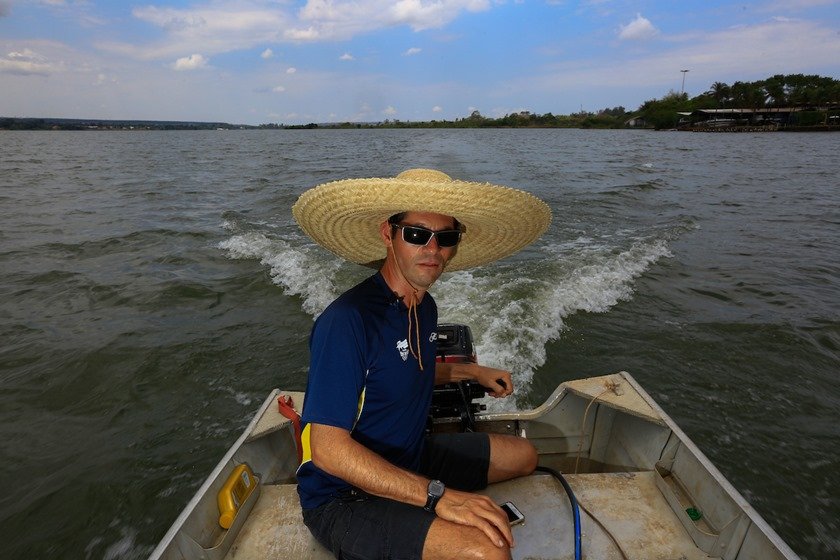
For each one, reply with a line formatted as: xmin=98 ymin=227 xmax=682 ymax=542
xmin=0 ymin=128 xmax=837 ymax=559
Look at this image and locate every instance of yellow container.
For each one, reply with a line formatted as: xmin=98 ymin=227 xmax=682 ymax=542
xmin=217 ymin=463 xmax=257 ymax=529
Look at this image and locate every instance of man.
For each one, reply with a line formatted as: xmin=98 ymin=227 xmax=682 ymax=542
xmin=291 ymin=169 xmax=552 ymax=560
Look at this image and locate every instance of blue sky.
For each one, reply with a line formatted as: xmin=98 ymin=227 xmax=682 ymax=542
xmin=1 ymin=0 xmax=838 ymax=125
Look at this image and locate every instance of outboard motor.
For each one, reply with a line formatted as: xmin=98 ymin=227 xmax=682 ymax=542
xmin=430 ymin=324 xmax=489 ymax=432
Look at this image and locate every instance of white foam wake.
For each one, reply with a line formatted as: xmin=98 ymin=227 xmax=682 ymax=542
xmin=435 ymin=238 xmax=673 ymax=409
xmin=220 ymin=228 xmax=672 ymax=410
xmin=218 ymin=232 xmax=342 ymax=317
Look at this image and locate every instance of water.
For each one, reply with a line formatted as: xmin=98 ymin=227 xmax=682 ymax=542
xmin=0 ymin=129 xmax=837 ymax=559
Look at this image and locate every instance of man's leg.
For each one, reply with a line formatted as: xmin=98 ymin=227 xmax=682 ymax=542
xmin=303 ymin=495 xmax=437 ymax=559
xmin=487 ymin=433 xmax=538 ymax=483
xmin=418 ymin=433 xmax=537 ymax=559
xmin=423 ymin=518 xmax=511 ymax=560
xmin=420 ymin=432 xmax=538 ymax=490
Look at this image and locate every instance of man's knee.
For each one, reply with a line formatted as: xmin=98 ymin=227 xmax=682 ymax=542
xmin=488 ymin=434 xmax=539 ymax=482
xmin=519 ymin=437 xmax=539 ymax=475
xmin=469 ymin=542 xmax=512 ymax=560
xmin=423 ymin=520 xmax=511 ymax=560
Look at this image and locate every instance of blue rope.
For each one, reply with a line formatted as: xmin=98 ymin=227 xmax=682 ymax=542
xmin=536 ymin=465 xmax=581 ymax=560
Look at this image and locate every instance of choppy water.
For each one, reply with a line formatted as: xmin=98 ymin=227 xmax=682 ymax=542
xmin=1 ymin=129 xmax=838 ymax=559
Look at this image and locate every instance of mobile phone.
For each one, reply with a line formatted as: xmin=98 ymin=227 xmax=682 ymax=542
xmin=500 ymin=501 xmax=525 ymax=525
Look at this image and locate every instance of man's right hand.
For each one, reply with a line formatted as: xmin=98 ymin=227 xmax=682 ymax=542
xmin=434 ymin=487 xmax=515 ymax=549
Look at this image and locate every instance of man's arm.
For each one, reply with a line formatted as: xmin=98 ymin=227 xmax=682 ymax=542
xmin=434 ymin=362 xmax=513 ymax=398
xmin=309 ymin=423 xmax=514 ymax=548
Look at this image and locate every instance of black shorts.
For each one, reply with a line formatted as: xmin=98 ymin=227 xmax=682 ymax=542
xmin=302 ymin=432 xmax=490 ymax=560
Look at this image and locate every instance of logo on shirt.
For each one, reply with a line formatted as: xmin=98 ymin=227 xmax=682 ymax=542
xmin=396 ymin=339 xmax=409 ymax=361
xmin=429 ymin=332 xmax=437 ymax=343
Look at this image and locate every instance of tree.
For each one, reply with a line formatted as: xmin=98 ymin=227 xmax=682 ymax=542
xmin=763 ymin=75 xmax=787 ymax=107
xmin=638 ymin=91 xmax=690 ymax=129
xmin=707 ymin=82 xmax=730 ymax=106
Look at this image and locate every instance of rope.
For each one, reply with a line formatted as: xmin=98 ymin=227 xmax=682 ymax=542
xmin=574 ymin=379 xmax=623 ymax=474
xmin=406 ymin=290 xmax=423 ymax=371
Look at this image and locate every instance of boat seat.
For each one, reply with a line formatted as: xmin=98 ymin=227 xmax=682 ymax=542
xmin=224 ymin=471 xmax=711 ymax=560
xmin=485 ymin=471 xmax=713 ymax=560
xmin=223 ymin=483 xmax=333 ymax=560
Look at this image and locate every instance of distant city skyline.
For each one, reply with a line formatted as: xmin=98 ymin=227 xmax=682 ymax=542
xmin=1 ymin=0 xmax=839 ymax=125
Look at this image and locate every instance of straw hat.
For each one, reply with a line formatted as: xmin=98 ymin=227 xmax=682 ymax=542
xmin=292 ymin=169 xmax=552 ymax=271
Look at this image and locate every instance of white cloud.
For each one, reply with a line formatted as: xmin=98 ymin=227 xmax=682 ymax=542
xmin=261 ymin=48 xmax=274 ymax=59
xmin=388 ymin=0 xmax=491 ymax=31
xmin=404 ymin=47 xmax=422 ymax=56
xmin=99 ymin=1 xmax=499 ymax=60
xmin=432 ymin=105 xmax=443 ymax=112
xmin=0 ymin=48 xmax=53 ymax=75
xmin=93 ymin=72 xmax=117 ymax=86
xmin=618 ymin=14 xmax=659 ymax=41
xmin=272 ymin=85 xmax=286 ymax=93
xmin=285 ymin=26 xmax=320 ymax=41
xmin=9 ymin=48 xmax=44 ymax=61
xmin=339 ymin=52 xmax=354 ymax=61
xmin=383 ymin=105 xmax=397 ymax=116
xmin=114 ymin=5 xmax=289 ymax=59
xmin=173 ymin=53 xmax=208 ymax=70
xmin=286 ymin=67 xmax=297 ymax=74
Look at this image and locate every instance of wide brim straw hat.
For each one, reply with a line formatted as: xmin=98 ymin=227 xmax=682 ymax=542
xmin=292 ymin=169 xmax=552 ymax=272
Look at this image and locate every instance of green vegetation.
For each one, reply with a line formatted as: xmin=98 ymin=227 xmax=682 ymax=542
xmin=4 ymin=74 xmax=836 ymax=131
xmin=265 ymin=75 xmax=837 ymax=131
xmin=257 ymin=107 xmax=632 ymax=130
xmin=377 ymin=107 xmax=631 ymax=129
xmin=0 ymin=117 xmax=252 ymax=131
xmin=637 ymin=74 xmax=840 ymax=129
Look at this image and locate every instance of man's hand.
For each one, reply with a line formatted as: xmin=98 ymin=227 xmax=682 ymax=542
xmin=435 ymin=362 xmax=514 ymax=398
xmin=470 ymin=364 xmax=513 ymax=398
xmin=434 ymin=488 xmax=515 ymax=549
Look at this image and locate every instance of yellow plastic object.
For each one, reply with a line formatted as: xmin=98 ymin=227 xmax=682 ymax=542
xmin=217 ymin=463 xmax=257 ymax=529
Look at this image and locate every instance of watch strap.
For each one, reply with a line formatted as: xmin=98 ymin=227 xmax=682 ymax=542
xmin=424 ymin=479 xmax=445 ymax=512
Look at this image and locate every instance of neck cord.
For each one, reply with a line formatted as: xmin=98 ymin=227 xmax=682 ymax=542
xmin=388 ymin=245 xmax=427 ymax=371
xmin=406 ymin=289 xmax=423 ymax=371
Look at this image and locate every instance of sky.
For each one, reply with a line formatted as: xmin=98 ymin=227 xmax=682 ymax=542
xmin=1 ymin=1 xmax=839 ymax=125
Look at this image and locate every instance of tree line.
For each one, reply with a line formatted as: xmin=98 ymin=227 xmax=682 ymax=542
xmin=306 ymin=74 xmax=838 ymax=131
xmin=5 ymin=74 xmax=835 ymax=131
xmin=638 ymin=74 xmax=840 ymax=129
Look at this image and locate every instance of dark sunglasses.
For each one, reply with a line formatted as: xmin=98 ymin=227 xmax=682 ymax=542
xmin=391 ymin=224 xmax=462 ymax=248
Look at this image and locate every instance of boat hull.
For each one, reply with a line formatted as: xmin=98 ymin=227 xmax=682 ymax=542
xmin=149 ymin=372 xmax=799 ymax=560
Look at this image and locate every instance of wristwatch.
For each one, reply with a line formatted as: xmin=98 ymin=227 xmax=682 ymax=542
xmin=424 ymin=479 xmax=445 ymax=513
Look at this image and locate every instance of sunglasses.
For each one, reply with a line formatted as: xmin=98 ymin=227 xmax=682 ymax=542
xmin=391 ymin=223 xmax=462 ymax=248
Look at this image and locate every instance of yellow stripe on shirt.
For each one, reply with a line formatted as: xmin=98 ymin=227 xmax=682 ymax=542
xmin=297 ymin=386 xmax=367 ymax=470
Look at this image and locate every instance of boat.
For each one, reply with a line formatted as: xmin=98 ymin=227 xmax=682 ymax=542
xmin=149 ymin=325 xmax=799 ymax=560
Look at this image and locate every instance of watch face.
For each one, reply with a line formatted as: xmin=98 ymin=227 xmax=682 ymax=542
xmin=429 ymin=479 xmax=445 ymax=497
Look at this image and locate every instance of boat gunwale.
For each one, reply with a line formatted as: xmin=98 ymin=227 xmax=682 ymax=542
xmin=148 ymin=388 xmax=281 ymax=559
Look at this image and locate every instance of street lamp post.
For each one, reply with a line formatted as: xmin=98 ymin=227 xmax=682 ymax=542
xmin=680 ymin=69 xmax=690 ymax=94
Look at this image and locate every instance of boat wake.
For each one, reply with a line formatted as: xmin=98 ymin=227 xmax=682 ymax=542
xmin=219 ymin=230 xmax=344 ymax=317
xmin=219 ymin=224 xmax=673 ymax=409
xmin=435 ymin=238 xmax=672 ymax=409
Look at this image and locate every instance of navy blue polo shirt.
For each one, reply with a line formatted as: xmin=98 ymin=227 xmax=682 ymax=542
xmin=296 ymin=272 xmax=438 ymax=510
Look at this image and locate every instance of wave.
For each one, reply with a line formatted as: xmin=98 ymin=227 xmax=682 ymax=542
xmin=436 ymin=238 xmax=673 ymax=408
xmin=218 ymin=232 xmax=343 ymax=317
xmin=220 ymin=227 xmax=673 ymax=408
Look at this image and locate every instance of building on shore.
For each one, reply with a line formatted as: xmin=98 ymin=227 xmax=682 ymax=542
xmin=677 ymin=106 xmax=839 ymax=132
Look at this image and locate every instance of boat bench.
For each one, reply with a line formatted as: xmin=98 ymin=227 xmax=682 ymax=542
xmin=223 ymin=483 xmax=332 ymax=560
xmin=223 ymin=471 xmax=711 ymax=560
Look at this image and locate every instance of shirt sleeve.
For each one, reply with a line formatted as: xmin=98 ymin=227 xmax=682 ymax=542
xmin=300 ymin=301 xmax=368 ymax=431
